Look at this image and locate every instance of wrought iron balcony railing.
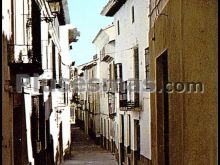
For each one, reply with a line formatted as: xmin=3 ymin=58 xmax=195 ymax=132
xmin=7 ymin=44 xmax=43 ymax=74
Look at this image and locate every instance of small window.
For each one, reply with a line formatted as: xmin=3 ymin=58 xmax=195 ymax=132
xmin=117 ymin=20 xmax=120 ymax=35
xmin=132 ymin=6 xmax=135 ymax=23
xmin=133 ymin=47 xmax=139 ymax=79
xmin=145 ymin=47 xmax=150 ymax=81
xmin=115 ymin=63 xmax=122 ymax=80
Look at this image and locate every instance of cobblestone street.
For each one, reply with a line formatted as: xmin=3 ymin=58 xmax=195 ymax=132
xmin=62 ymin=125 xmax=118 ymax=165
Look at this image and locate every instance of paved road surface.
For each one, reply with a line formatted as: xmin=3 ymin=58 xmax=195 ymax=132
xmin=62 ymin=125 xmax=118 ymax=165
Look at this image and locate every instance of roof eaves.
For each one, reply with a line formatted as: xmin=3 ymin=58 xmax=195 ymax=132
xmin=101 ymin=0 xmax=126 ymax=17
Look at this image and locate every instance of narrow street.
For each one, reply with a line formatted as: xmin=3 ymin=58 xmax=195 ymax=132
xmin=2 ymin=0 xmax=217 ymax=164
xmin=63 ymin=125 xmax=118 ymax=165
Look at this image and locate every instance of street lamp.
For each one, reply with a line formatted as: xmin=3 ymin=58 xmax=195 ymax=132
xmin=47 ymin=0 xmax=61 ymax=16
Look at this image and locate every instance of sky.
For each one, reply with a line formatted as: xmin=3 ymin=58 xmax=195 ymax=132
xmin=68 ymin=0 xmax=113 ymax=66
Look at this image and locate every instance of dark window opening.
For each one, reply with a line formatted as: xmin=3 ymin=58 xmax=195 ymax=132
xmin=64 ymin=82 xmax=66 ymax=104
xmin=58 ymin=54 xmax=61 ymax=79
xmin=32 ymin=0 xmax=41 ymax=63
xmin=119 ymin=81 xmax=127 ymax=108
xmin=134 ymin=47 xmax=139 ymax=107
xmin=52 ymin=41 xmax=56 ymax=80
xmin=115 ymin=63 xmax=122 ymax=81
xmin=145 ymin=47 xmax=150 ymax=81
xmin=117 ymin=20 xmax=120 ymax=35
xmin=132 ymin=6 xmax=135 ymax=23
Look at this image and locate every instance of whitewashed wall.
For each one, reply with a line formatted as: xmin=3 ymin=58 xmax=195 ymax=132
xmin=2 ymin=0 xmax=12 ymax=38
xmin=93 ymin=25 xmax=115 ymax=142
xmin=24 ymin=93 xmax=35 ymax=164
xmin=113 ymin=0 xmax=151 ymax=159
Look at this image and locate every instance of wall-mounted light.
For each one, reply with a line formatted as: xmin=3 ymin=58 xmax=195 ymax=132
xmin=47 ymin=0 xmax=61 ymax=16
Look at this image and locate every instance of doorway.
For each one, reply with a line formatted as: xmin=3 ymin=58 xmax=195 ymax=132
xmin=120 ymin=115 xmax=125 ymax=165
xmin=13 ymin=106 xmax=28 ymax=165
xmin=156 ymin=50 xmax=169 ymax=165
xmin=134 ymin=119 xmax=140 ymax=165
xmin=59 ymin=122 xmax=63 ymax=163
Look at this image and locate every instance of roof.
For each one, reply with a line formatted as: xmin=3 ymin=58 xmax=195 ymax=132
xmin=77 ymin=59 xmax=98 ymax=71
xmin=101 ymin=0 xmax=127 ymax=16
xmin=92 ymin=24 xmax=114 ymax=44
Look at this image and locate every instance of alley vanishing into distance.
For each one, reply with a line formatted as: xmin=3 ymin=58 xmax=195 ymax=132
xmin=2 ymin=0 xmax=217 ymax=165
xmin=63 ymin=125 xmax=117 ymax=165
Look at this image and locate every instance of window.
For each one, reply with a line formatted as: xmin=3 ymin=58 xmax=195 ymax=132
xmin=64 ymin=82 xmax=66 ymax=104
xmin=115 ymin=63 xmax=122 ymax=80
xmin=101 ymin=47 xmax=105 ymax=60
xmin=117 ymin=20 xmax=120 ymax=35
xmin=115 ymin=63 xmax=123 ymax=92
xmin=32 ymin=0 xmax=41 ymax=63
xmin=109 ymin=63 xmax=116 ymax=92
xmin=133 ymin=47 xmax=139 ymax=107
xmin=134 ymin=47 xmax=139 ymax=79
xmin=58 ymin=54 xmax=61 ymax=79
xmin=145 ymin=47 xmax=150 ymax=81
xmin=132 ymin=6 xmax=135 ymax=23
xmin=108 ymin=92 xmax=115 ymax=114
xmin=52 ymin=41 xmax=56 ymax=79
xmin=119 ymin=81 xmax=127 ymax=108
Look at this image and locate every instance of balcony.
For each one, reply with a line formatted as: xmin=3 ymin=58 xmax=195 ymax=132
xmin=119 ymin=81 xmax=141 ymax=111
xmin=8 ymin=0 xmax=43 ymax=75
xmin=101 ymin=54 xmax=113 ymax=62
xmin=100 ymin=46 xmax=114 ymax=62
xmin=126 ymin=99 xmax=141 ymax=111
xmin=9 ymin=63 xmax=43 ymax=75
xmin=7 ymin=45 xmax=43 ymax=75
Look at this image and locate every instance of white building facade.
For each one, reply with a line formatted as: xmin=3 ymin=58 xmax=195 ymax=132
xmin=93 ymin=24 xmax=116 ymax=151
xmin=101 ymin=0 xmax=151 ymax=164
xmin=2 ymin=0 xmax=78 ymax=164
